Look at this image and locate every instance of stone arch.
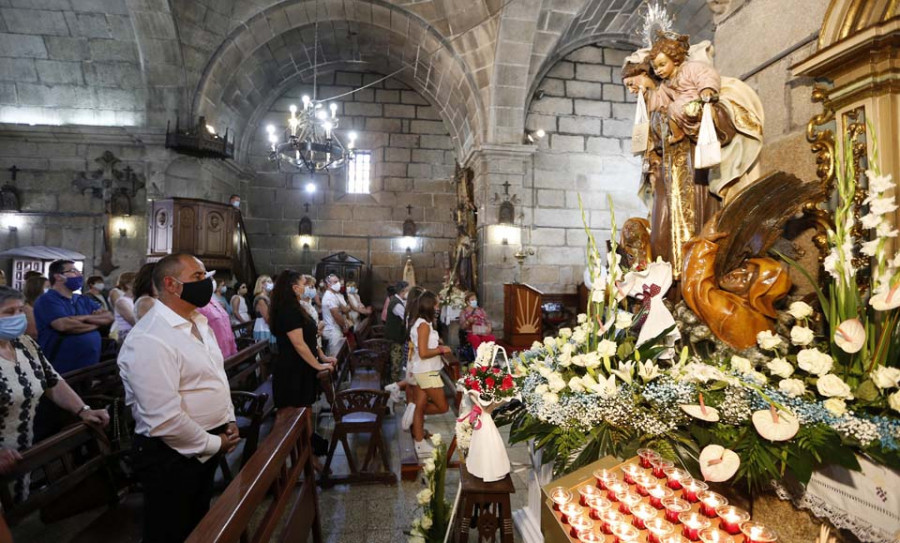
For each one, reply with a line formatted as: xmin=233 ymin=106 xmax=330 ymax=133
xmin=191 ymin=0 xmax=486 ymax=160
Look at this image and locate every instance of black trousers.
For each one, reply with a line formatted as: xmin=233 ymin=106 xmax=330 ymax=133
xmin=132 ymin=427 xmax=225 ymax=543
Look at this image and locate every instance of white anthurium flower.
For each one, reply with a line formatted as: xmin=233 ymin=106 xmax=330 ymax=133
xmin=766 ymin=357 xmax=794 ymax=379
xmin=833 ymin=318 xmax=866 ymax=354
xmin=871 ymin=365 xmax=900 ymax=389
xmin=860 ymin=212 xmax=883 ymax=230
xmin=787 ymin=301 xmax=814 ymax=320
xmin=568 ymin=376 xmax=585 ymax=393
xmin=577 ymin=313 xmax=588 ymax=324
xmin=823 ymin=398 xmax=847 ymax=417
xmin=817 ymin=373 xmax=854 ymax=399
xmin=756 ymin=330 xmax=783 ymax=350
xmin=730 ymin=355 xmax=753 ymax=375
xmin=611 ymin=361 xmax=635 ymax=385
xmin=869 ymin=196 xmax=899 ymax=216
xmin=778 ymin=378 xmax=806 ymax=397
xmin=751 ymin=408 xmax=799 ymax=441
xmin=615 ymin=311 xmax=634 ymax=330
xmin=867 ymin=171 xmax=895 ymax=193
xmin=596 ymin=339 xmax=618 ymax=358
xmin=590 ymin=374 xmax=618 ymax=398
xmin=790 ymin=326 xmax=815 ymax=346
xmin=699 ymin=445 xmax=741 ymax=482
xmin=797 ymin=348 xmax=834 ymax=375
xmin=638 ymin=360 xmax=661 ymax=382
xmin=888 ymin=390 xmax=900 ymax=413
xmin=870 ymin=282 xmax=900 ymax=311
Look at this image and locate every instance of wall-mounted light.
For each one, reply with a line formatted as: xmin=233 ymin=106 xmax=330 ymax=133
xmin=489 ymin=224 xmax=521 ymax=246
xmin=299 ymin=235 xmax=313 ymax=250
xmin=401 ymin=205 xmax=418 ymax=254
xmin=115 ymin=217 xmax=128 ymax=238
xmin=524 ymin=129 xmax=546 ymax=144
xmin=305 ymin=182 xmax=316 ymax=194
xmin=1 ymin=213 xmax=22 ymax=232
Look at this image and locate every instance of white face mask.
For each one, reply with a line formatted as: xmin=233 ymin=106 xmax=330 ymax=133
xmin=330 ymin=282 xmax=341 ymax=292
xmin=232 ymin=200 xmax=240 ymax=208
xmin=265 ymin=282 xmax=274 ymax=292
xmin=94 ymin=283 xmax=105 ymax=291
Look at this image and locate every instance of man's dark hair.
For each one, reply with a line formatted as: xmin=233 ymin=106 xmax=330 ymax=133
xmin=24 ymin=270 xmax=42 ymax=280
xmin=152 ymin=254 xmax=191 ymax=293
xmin=229 ymin=194 xmax=240 ymax=201
xmin=48 ymin=260 xmax=75 ymax=283
xmin=86 ymin=275 xmax=104 ymax=288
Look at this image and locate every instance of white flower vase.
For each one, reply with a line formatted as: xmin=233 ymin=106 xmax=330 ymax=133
xmin=462 ymin=391 xmax=511 ymax=483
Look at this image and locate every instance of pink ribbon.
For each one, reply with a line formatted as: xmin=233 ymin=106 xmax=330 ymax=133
xmin=457 ymin=404 xmax=483 ymax=430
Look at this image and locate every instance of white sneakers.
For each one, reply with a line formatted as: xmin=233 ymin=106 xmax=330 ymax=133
xmin=414 ymin=439 xmax=434 ymax=459
xmin=401 ymin=402 xmax=416 ymax=430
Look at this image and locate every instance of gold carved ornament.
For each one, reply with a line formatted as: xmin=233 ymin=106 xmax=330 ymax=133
xmin=804 ymin=85 xmax=837 ymax=264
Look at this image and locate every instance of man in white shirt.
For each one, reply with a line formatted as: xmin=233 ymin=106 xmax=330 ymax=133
xmin=321 ymin=274 xmax=349 ymax=357
xmin=118 ymin=253 xmax=240 ymax=543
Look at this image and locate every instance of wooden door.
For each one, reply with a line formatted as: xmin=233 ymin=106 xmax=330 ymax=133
xmin=173 ymin=202 xmax=198 ymax=254
xmin=148 ymin=200 xmax=174 ymax=256
xmin=197 ymin=204 xmax=233 ymax=258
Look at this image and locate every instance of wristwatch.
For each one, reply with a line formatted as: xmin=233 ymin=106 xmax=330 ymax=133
xmin=77 ymin=405 xmax=91 ymax=416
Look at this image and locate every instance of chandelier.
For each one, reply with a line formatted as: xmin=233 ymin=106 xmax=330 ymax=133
xmin=266 ymin=95 xmax=356 ymax=173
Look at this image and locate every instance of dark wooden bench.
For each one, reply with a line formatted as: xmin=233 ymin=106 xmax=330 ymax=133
xmin=62 ymin=359 xmax=123 ymax=400
xmin=186 ymin=408 xmax=323 ymax=543
xmin=224 ymin=339 xmax=274 ymax=421
xmin=231 ymin=321 xmax=255 ymax=350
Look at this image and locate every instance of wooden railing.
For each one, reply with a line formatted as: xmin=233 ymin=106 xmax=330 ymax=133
xmin=186 ymin=408 xmax=322 ymax=543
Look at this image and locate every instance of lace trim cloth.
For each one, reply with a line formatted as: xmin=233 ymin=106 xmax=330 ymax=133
xmin=771 ymin=455 xmax=900 ymax=543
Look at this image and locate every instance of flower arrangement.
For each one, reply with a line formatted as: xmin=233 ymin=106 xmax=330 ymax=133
xmin=458 ymin=342 xmax=520 ymax=404
xmin=408 ymin=434 xmax=451 ymax=543
xmin=438 ymin=281 xmax=467 ymax=310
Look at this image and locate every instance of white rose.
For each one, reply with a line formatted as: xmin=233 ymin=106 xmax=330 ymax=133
xmin=423 ymin=459 xmax=435 ymax=474
xmin=756 ymin=330 xmax=783 ymax=350
xmin=731 ymin=355 xmax=753 ymax=374
xmin=410 ymin=536 xmax=426 ymax=543
xmin=537 ymin=366 xmax=552 ymax=378
xmin=797 ymin=348 xmax=833 ymax=376
xmin=615 ymin=312 xmax=634 ymax=330
xmin=582 ymin=352 xmax=602 ymax=369
xmin=543 ymin=336 xmax=556 ymax=349
xmin=871 ymin=365 xmax=900 ymax=389
xmin=577 ymin=313 xmax=587 ymax=324
xmin=817 ymin=373 xmax=853 ymax=399
xmin=547 ymin=374 xmax=566 ymax=393
xmin=581 ymin=373 xmax=598 ymax=389
xmin=431 ymin=433 xmax=442 ymax=446
xmin=823 ymin=398 xmax=847 ymax=417
xmin=559 ymin=328 xmax=572 ymax=339
xmin=417 ymin=488 xmax=433 ymax=505
xmin=531 ymin=341 xmax=543 ymax=351
xmin=420 ymin=515 xmax=433 ymax=530
xmin=766 ymin=357 xmax=794 ymax=379
xmin=788 ymin=301 xmax=814 ymax=320
xmin=572 ymin=328 xmax=587 ymax=345
xmin=534 ymin=384 xmax=549 ymax=395
xmin=542 ymin=392 xmax=559 ymax=405
xmin=889 ymin=390 xmax=900 ymax=413
xmin=778 ymin=378 xmax=806 ymax=397
xmin=790 ymin=326 xmax=816 ymax=346
xmin=597 ymin=339 xmax=618 ymax=358
xmin=568 ymin=376 xmax=585 ymax=393
xmin=557 ymin=352 xmax=572 ymax=367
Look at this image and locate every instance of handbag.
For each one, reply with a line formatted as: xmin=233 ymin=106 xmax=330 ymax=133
xmin=694 ymin=102 xmax=722 ymax=169
xmin=631 ymin=90 xmax=650 ymax=154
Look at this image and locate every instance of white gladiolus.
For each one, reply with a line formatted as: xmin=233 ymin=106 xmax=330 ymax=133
xmin=867 ymin=171 xmax=895 ymax=193
xmin=778 ymin=378 xmax=806 ymax=397
xmin=766 ymin=357 xmax=794 ymax=379
xmin=417 ymin=488 xmax=433 ymax=505
xmin=876 ymin=222 xmax=899 ymax=238
xmin=756 ymin=330 xmax=783 ymax=350
xmin=797 ymin=348 xmax=834 ymax=376
xmin=431 ymin=433 xmax=442 ymax=446
xmin=861 ymin=239 xmax=880 ymax=257
xmin=615 ymin=312 xmax=634 ymax=330
xmin=871 ymin=366 xmax=900 ymax=389
xmin=790 ymin=326 xmax=816 ymax=346
xmin=421 ymin=515 xmax=433 ymax=530
xmin=817 ymin=373 xmax=853 ymax=399
xmin=788 ymin=301 xmax=814 ymax=320
xmin=869 ymin=196 xmax=899 ymax=216
xmin=823 ymin=398 xmax=847 ymax=417
xmin=860 ymin=212 xmax=883 ymax=229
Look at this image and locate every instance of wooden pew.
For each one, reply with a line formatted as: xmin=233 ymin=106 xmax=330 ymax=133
xmin=231 ymin=321 xmax=255 ymax=350
xmin=62 ymin=360 xmax=123 ymax=399
xmin=186 ymin=408 xmax=323 ymax=543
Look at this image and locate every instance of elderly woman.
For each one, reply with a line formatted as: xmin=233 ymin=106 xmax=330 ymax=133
xmin=0 ymin=287 xmax=109 ymax=489
xmin=345 ymin=281 xmax=372 ymax=325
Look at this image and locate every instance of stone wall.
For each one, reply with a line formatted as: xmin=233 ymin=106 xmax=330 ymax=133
xmin=243 ymin=70 xmax=458 ymax=302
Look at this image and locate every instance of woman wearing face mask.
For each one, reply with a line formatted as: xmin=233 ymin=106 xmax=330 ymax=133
xmin=252 ymin=275 xmax=274 ymax=344
xmin=230 ymin=283 xmax=250 ymax=325
xmin=459 ymin=291 xmax=495 ymax=349
xmin=112 ymin=272 xmax=137 ymax=344
xmin=269 ymin=270 xmax=334 ymax=471
xmin=23 ymin=275 xmax=47 ymax=340
xmin=0 ymin=286 xmax=109 ymax=486
xmin=298 ymin=275 xmax=337 ymax=368
xmin=345 ymin=281 xmax=372 ymax=326
xmin=212 ymin=280 xmax=232 ymax=317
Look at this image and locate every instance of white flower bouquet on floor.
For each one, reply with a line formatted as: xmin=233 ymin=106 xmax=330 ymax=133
xmin=408 ymin=434 xmax=450 ymax=543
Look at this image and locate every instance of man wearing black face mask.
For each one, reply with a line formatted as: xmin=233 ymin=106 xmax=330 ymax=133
xmin=34 ymin=259 xmax=114 ymax=373
xmin=118 ymin=253 xmax=240 ymax=543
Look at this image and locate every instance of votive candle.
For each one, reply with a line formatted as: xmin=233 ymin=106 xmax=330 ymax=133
xmin=621 ymin=462 xmax=644 ymax=484
xmin=648 ymin=484 xmax=674 ymax=509
xmin=560 ymin=503 xmax=583 ymax=524
xmin=549 ymin=486 xmax=572 ymax=510
xmin=635 ymin=472 xmax=656 ymax=496
xmin=659 ymin=535 xmax=691 ymax=543
xmin=699 ymin=528 xmax=734 ymax=543
xmin=664 ymin=467 xmax=689 ymax=490
xmin=612 ymin=522 xmax=641 ymax=543
xmin=740 ymin=522 xmax=778 ymax=543
xmin=638 ymin=447 xmax=660 ymax=468
xmin=681 ymin=478 xmax=708 ymax=503
xmin=600 ymin=510 xmax=625 ymax=534
xmin=616 ymin=490 xmax=642 ymax=515
xmin=698 ymin=491 xmax=727 ymax=518
xmin=646 ymin=518 xmax=675 ymax=543
xmin=715 ymin=506 xmax=750 ymax=536
xmin=578 ymin=484 xmax=603 ymax=506
xmin=578 ymin=530 xmax=605 ymax=543
xmin=662 ymin=497 xmax=691 ymax=524
xmin=652 ymin=458 xmax=675 ymax=479
xmin=607 ymin=480 xmax=629 ymax=501
xmin=631 ymin=502 xmax=658 ymax=529
xmin=586 ymin=496 xmax=612 ymax=520
xmin=678 ymin=512 xmax=711 ymax=541
xmin=594 ymin=468 xmax=618 ymax=490
xmin=569 ymin=515 xmax=595 ymax=538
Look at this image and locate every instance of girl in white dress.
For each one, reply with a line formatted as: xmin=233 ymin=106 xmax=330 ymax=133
xmin=408 ymin=291 xmax=451 ymax=458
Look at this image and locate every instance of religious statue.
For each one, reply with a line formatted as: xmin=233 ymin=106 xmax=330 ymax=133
xmin=619 ymin=217 xmax=652 ymax=271
xmin=450 ymin=165 xmax=478 ymax=292
xmin=680 ymin=172 xmax=821 ymax=350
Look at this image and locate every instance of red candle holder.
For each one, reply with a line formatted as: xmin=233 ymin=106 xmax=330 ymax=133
xmin=648 ymin=484 xmax=674 ymax=509
xmin=569 ymin=515 xmax=594 ymax=538
xmin=664 ymin=467 xmax=689 ymax=490
xmin=616 ymin=490 xmax=642 ymax=515
xmin=607 ymin=480 xmax=629 ymax=501
xmin=681 ymin=478 xmax=708 ymax=503
xmin=662 ymin=497 xmax=691 ymax=524
xmin=634 ymin=472 xmax=656 ymax=496
xmin=593 ymin=468 xmax=618 ymax=490
xmin=646 ymin=518 xmax=675 ymax=543
xmin=586 ymin=496 xmax=612 ymax=520
xmin=652 ymin=458 xmax=674 ymax=479
xmin=549 ymin=486 xmax=572 ymax=511
xmin=631 ymin=502 xmax=658 ymax=529
xmin=621 ymin=462 xmax=644 ymax=485
xmin=740 ymin=522 xmax=778 ymax=543
xmin=612 ymin=522 xmax=641 ymax=543
xmin=560 ymin=503 xmax=583 ymax=524
xmin=698 ymin=490 xmax=727 ymax=518
xmin=715 ymin=506 xmax=750 ymax=536
xmin=578 ymin=484 xmax=603 ymax=506
xmin=678 ymin=512 xmax=711 ymax=541
xmin=638 ymin=447 xmax=660 ymax=468
xmin=699 ymin=527 xmax=734 ymax=543
xmin=600 ymin=510 xmax=625 ymax=535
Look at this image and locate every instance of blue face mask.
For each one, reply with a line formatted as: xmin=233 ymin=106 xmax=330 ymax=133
xmin=469 ymin=300 xmax=478 ymax=308
xmin=348 ymin=287 xmax=357 ymax=294
xmin=305 ymin=287 xmax=316 ymax=299
xmin=0 ymin=314 xmax=27 ymax=340
xmin=65 ymin=275 xmax=84 ymax=292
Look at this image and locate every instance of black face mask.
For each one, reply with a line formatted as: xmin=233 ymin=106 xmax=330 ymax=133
xmin=176 ymin=277 xmax=214 ymax=308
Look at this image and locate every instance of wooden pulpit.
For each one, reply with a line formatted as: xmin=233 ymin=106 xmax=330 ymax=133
xmin=503 ymin=283 xmax=543 ymax=348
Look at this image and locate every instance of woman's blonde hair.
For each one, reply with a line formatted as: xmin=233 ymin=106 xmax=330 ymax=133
xmin=117 ymin=272 xmax=136 ymax=291
xmin=254 ymin=275 xmax=272 ymax=296
xmin=346 ymin=280 xmax=357 ymax=289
